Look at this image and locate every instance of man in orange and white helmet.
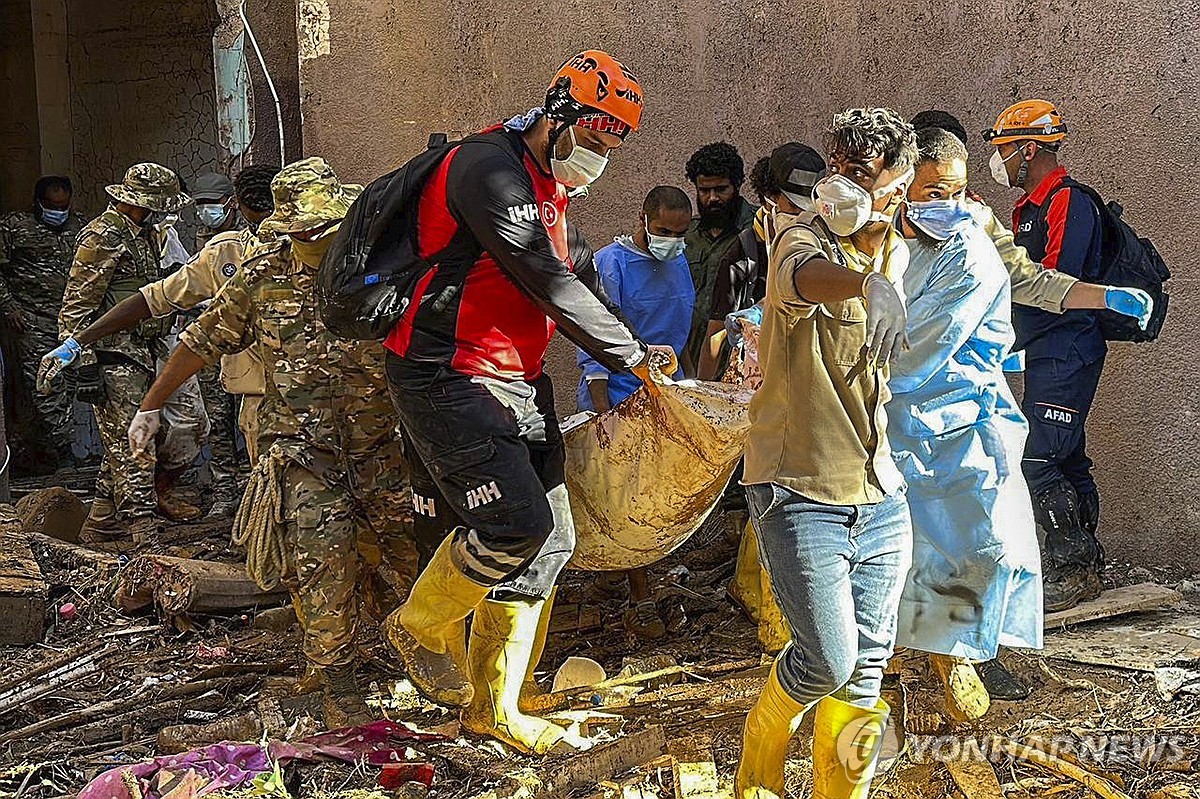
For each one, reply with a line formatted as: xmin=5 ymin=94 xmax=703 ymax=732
xmin=382 ymin=51 xmax=677 ymax=754
xmin=984 ymin=100 xmax=1118 ymax=612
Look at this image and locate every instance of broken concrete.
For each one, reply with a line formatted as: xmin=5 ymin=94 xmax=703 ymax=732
xmin=15 ymin=486 xmax=86 ymax=544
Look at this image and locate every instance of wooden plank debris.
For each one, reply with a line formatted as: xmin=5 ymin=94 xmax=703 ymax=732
xmin=116 ymin=554 xmax=288 ymax=616
xmin=667 ymin=735 xmax=728 ymax=799
xmin=1044 ymin=583 xmax=1182 ymax=629
xmin=0 ymin=517 xmax=47 ymax=645
xmin=1041 ymin=611 xmax=1200 ymax=672
xmin=473 ymin=727 xmax=667 ymax=799
xmin=945 ymin=760 xmax=1004 ymax=799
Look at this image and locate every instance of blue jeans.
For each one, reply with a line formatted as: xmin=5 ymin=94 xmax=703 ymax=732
xmin=746 ymin=483 xmax=912 ymax=708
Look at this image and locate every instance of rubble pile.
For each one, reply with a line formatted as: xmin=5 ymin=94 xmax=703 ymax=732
xmin=1 ymin=485 xmax=1199 ymax=798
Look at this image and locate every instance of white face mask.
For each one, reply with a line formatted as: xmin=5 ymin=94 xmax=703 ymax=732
xmin=989 ymin=149 xmax=1021 ymax=188
xmin=812 ymin=169 xmax=913 ymax=237
xmin=644 ymin=220 xmax=686 ymax=261
xmin=551 ymin=127 xmax=609 ymax=188
xmin=197 ymin=203 xmax=231 ymax=228
xmin=905 ymin=198 xmax=974 ymax=241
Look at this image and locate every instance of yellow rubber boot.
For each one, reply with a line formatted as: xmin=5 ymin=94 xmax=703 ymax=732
xmin=518 ymin=588 xmax=555 ymax=711
xmin=462 ymin=598 xmax=587 ymax=755
xmin=729 ymin=522 xmax=764 ymax=623
xmin=383 ymin=534 xmax=490 ymax=707
xmin=757 ymin=568 xmax=790 ymax=655
xmin=811 ymin=696 xmax=889 ymax=799
xmin=735 ymin=663 xmax=811 ymax=799
xmin=929 ymin=654 xmax=991 ymax=722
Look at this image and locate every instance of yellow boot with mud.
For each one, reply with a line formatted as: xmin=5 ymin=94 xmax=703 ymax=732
xmin=462 ymin=598 xmax=589 ymax=754
xmin=383 ymin=535 xmax=490 ymax=707
xmin=811 ymin=695 xmax=889 ymax=799
xmin=757 ymin=568 xmax=790 ymax=655
xmin=729 ymin=522 xmax=764 ymax=623
xmin=518 ymin=588 xmax=555 ymax=712
xmin=735 ymin=662 xmax=811 ymax=799
xmin=929 ymin=654 xmax=990 ymax=722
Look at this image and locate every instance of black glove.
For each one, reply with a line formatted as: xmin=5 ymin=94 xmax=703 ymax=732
xmin=75 ymin=362 xmax=108 ymax=405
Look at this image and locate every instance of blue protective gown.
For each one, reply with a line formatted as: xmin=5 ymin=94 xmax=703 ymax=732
xmin=576 ymin=237 xmax=694 ymax=410
xmin=889 ymin=222 xmax=1043 ymax=661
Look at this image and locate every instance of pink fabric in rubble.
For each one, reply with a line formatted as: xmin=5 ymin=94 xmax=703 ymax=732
xmin=77 ymin=721 xmax=443 ymax=799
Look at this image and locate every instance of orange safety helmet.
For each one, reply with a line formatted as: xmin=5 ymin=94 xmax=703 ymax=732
xmin=545 ymin=50 xmax=644 ymax=139
xmin=983 ymin=99 xmax=1068 ymax=145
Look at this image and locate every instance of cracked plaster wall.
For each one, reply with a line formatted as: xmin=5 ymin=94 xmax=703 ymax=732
xmin=301 ymin=0 xmax=1200 ymax=570
xmin=65 ymin=0 xmax=222 ymax=217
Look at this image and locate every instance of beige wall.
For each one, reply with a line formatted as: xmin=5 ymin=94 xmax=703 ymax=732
xmin=301 ymin=0 xmax=1200 ymax=570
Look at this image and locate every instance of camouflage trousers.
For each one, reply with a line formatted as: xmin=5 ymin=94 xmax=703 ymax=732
xmin=199 ymin=365 xmax=243 ymax=499
xmin=280 ymin=457 xmax=417 ymax=669
xmin=4 ymin=323 xmax=76 ymax=462
xmin=92 ymin=361 xmax=210 ymax=518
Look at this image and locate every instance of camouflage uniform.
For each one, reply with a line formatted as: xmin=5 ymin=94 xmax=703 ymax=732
xmin=59 ymin=163 xmax=194 ymax=522
xmin=181 ymin=158 xmax=415 ymax=669
xmin=0 ymin=209 xmax=85 ymax=466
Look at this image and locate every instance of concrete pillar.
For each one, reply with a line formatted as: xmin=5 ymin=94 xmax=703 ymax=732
xmin=29 ymin=0 xmax=72 ymax=176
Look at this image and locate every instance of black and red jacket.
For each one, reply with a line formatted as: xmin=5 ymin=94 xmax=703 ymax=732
xmin=1012 ymin=166 xmax=1106 ymax=363
xmin=384 ymin=126 xmax=645 ymax=381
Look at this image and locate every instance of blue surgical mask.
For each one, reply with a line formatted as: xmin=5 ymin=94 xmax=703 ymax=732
xmin=905 ymin=198 xmax=973 ymax=241
xmin=40 ymin=205 xmax=69 ymax=227
xmin=645 ymin=221 xmax=686 ymax=261
xmin=196 ymin=203 xmax=231 ymax=228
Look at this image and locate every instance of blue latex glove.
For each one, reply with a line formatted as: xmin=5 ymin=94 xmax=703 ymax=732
xmin=724 ymin=304 xmax=764 ymax=349
xmin=1105 ymin=286 xmax=1153 ymax=331
xmin=37 ymin=337 xmax=81 ymax=394
xmin=1001 ymin=351 xmax=1026 ymax=373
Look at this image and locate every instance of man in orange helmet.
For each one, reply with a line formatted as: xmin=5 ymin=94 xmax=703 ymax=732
xmin=381 ymin=51 xmax=676 ymax=754
xmin=984 ymin=100 xmax=1118 ymax=611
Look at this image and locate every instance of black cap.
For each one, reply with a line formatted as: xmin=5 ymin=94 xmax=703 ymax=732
xmin=769 ymin=143 xmax=826 ymax=207
xmin=191 ymin=172 xmax=234 ymax=202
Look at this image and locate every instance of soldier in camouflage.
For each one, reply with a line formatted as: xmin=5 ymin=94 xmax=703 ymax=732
xmin=56 ymin=163 xmax=198 ymax=543
xmin=39 ymin=165 xmax=282 ymax=517
xmin=131 ymin=158 xmax=417 ymax=729
xmin=0 ymin=176 xmax=86 ymax=472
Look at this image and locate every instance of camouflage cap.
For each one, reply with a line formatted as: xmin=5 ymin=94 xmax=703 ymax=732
xmin=105 ymin=163 xmax=192 ymax=212
xmin=256 ymin=157 xmax=362 ymax=237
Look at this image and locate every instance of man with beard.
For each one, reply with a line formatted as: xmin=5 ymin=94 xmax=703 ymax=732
xmin=682 ymin=142 xmax=757 ymax=374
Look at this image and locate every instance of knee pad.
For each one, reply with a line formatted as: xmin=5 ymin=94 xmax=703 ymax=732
xmin=1032 ymin=480 xmax=1082 ymax=538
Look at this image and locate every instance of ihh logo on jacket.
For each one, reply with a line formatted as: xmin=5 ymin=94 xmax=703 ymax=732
xmin=507 ymin=204 xmax=539 ymax=224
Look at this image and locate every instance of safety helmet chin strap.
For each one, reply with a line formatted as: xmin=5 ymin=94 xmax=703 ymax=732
xmin=1015 ymin=142 xmax=1039 ymax=189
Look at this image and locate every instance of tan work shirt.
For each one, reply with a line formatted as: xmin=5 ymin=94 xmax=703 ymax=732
xmin=140 ymin=228 xmax=265 ymax=396
xmin=742 ymin=213 xmax=906 ymax=506
xmin=968 ymin=198 xmax=1076 ymax=313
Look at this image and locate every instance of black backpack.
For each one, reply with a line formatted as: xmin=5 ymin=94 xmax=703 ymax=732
xmin=317 ymin=132 xmax=514 ymax=341
xmin=1051 ymin=179 xmax=1171 ymax=343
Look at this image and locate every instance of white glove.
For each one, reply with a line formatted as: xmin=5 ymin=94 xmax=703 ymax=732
xmin=862 ymin=272 xmax=908 ymax=366
xmin=128 ymin=409 xmax=161 ymax=462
